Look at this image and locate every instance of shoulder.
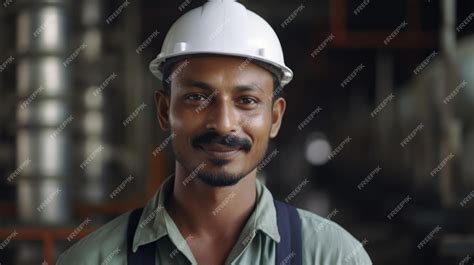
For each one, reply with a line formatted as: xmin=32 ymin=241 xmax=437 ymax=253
xmin=296 ymin=208 xmax=372 ymax=265
xmin=56 ymin=211 xmax=131 ymax=265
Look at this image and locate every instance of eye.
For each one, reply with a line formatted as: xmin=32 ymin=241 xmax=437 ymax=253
xmin=185 ymin=93 xmax=208 ymax=101
xmin=237 ymin=97 xmax=259 ymax=105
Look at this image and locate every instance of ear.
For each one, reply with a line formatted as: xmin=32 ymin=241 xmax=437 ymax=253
xmin=270 ymin=97 xmax=286 ymax=138
xmin=154 ymin=90 xmax=171 ymax=131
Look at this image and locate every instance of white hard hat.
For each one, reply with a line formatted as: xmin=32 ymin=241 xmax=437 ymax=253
xmin=149 ymin=0 xmax=294 ymax=87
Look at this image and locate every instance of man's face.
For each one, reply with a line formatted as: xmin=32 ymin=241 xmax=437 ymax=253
xmin=155 ymin=56 xmax=286 ymax=187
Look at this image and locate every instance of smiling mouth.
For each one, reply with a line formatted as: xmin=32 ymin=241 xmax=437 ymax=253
xmin=198 ymin=143 xmax=242 ymax=160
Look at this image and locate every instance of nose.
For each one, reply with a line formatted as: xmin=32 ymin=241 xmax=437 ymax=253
xmin=205 ymin=96 xmax=238 ymax=135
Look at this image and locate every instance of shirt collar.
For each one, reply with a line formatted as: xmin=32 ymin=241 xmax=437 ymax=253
xmin=132 ymin=173 xmax=281 ymax=252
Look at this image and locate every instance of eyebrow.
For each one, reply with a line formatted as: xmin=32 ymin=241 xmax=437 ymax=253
xmin=185 ymin=79 xmax=265 ymax=94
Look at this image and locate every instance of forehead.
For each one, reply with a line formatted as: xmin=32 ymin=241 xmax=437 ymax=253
xmin=173 ymin=56 xmax=274 ymax=91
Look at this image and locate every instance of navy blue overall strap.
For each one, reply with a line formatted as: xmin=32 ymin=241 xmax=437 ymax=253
xmin=274 ymin=200 xmax=303 ymax=265
xmin=127 ymin=207 xmax=156 ymax=265
xmin=126 ymin=201 xmax=302 ymax=265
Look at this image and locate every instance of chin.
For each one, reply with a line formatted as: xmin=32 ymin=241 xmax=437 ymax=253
xmin=197 ymin=170 xmax=247 ymax=187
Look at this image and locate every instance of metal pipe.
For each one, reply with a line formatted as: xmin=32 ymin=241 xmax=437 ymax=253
xmin=16 ymin=0 xmax=72 ymax=225
xmin=439 ymin=0 xmax=458 ymax=206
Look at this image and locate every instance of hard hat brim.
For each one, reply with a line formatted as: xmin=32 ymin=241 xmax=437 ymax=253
xmin=149 ymin=51 xmax=293 ymax=87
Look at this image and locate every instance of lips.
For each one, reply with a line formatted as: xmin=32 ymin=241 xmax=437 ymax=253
xmin=199 ymin=143 xmax=242 ymax=160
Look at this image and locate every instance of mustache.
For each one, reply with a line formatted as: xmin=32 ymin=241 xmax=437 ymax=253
xmin=191 ymin=131 xmax=252 ymax=152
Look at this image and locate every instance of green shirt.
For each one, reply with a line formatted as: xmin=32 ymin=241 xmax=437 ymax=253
xmin=57 ymin=175 xmax=372 ymax=265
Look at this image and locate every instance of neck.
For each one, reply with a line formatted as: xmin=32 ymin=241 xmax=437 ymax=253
xmin=166 ymin=162 xmax=257 ymax=239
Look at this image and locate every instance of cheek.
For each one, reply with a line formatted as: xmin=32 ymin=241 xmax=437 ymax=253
xmin=243 ymin=112 xmax=272 ymax=146
xmin=169 ymin=94 xmax=190 ymax=129
xmin=169 ymin=102 xmax=201 ymax=134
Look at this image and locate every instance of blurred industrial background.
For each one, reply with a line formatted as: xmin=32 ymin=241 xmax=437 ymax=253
xmin=0 ymin=0 xmax=473 ymax=264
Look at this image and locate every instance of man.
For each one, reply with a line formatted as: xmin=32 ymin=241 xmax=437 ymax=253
xmin=57 ymin=0 xmax=372 ymax=264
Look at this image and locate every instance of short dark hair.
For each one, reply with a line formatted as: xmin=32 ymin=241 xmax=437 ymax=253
xmin=160 ymin=57 xmax=284 ymax=101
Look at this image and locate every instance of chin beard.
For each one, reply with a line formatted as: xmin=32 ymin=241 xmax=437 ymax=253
xmin=197 ymin=171 xmax=246 ymax=187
